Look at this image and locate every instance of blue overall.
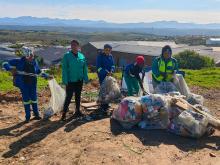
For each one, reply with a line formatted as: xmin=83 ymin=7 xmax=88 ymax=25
xmin=3 ymin=57 xmax=43 ymax=120
xmin=96 ymin=53 xmax=115 ymax=85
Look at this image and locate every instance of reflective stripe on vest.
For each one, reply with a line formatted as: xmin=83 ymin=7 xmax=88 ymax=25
xmin=153 ymin=59 xmax=174 ymax=82
xmin=97 ymin=67 xmax=102 ymax=72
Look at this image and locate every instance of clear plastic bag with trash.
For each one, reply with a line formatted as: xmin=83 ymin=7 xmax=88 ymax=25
xmin=97 ymin=76 xmax=121 ymax=104
xmin=173 ymin=74 xmax=204 ymax=105
xmin=187 ymin=93 xmax=204 ymax=105
xmin=140 ymin=94 xmax=167 ymax=118
xmin=154 ymin=82 xmax=179 ymax=94
xmin=43 ymin=79 xmax=66 ymax=119
xmin=168 ymin=109 xmax=211 ymax=138
xmin=139 ymin=94 xmax=170 ymax=129
xmin=173 ymin=74 xmax=191 ymax=97
xmin=112 ymin=97 xmax=143 ymax=129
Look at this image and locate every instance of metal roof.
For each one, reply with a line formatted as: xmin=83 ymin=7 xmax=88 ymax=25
xmin=0 ymin=44 xmax=17 ymax=61
xmin=208 ymin=38 xmax=220 ymax=42
xmin=89 ymin=41 xmax=220 ymax=61
xmin=35 ymin=46 xmax=69 ymax=64
xmin=89 ymin=41 xmax=186 ymax=56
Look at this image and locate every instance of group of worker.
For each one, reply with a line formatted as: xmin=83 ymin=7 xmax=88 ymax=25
xmin=2 ymin=39 xmax=178 ymax=122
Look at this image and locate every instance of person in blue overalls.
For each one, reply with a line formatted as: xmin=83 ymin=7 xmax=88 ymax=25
xmin=2 ymin=47 xmax=50 ymax=123
xmin=96 ymin=44 xmax=115 ymax=112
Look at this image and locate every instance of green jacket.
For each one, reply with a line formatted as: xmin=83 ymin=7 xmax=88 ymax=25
xmin=62 ymin=51 xmax=88 ymax=85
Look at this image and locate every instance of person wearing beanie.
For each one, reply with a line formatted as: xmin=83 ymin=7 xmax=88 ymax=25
xmin=2 ymin=47 xmax=51 ymax=123
xmin=124 ymin=55 xmax=147 ymax=96
xmin=152 ymin=45 xmax=178 ymax=89
xmin=96 ymin=44 xmax=115 ymax=112
xmin=61 ymin=40 xmax=89 ymax=121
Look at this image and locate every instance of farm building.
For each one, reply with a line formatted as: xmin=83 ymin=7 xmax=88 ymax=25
xmin=206 ymin=38 xmax=220 ymax=46
xmin=81 ymin=41 xmax=183 ymax=67
xmin=82 ymin=41 xmax=220 ymax=67
xmin=35 ymin=46 xmax=69 ymax=66
xmin=1 ymin=41 xmax=219 ymax=67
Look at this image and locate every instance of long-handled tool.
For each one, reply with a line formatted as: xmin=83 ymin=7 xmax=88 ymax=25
xmin=16 ymin=71 xmax=39 ymax=77
xmin=2 ymin=67 xmax=39 ymax=77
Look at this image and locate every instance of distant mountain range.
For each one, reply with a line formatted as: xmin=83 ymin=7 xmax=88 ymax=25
xmin=1 ymin=16 xmax=220 ymax=29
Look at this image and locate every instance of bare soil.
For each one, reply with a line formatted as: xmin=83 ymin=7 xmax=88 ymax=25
xmin=0 ymin=85 xmax=220 ymax=165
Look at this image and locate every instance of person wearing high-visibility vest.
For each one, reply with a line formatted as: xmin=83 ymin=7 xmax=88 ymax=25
xmin=152 ymin=45 xmax=178 ymax=90
xmin=2 ymin=47 xmax=50 ymax=123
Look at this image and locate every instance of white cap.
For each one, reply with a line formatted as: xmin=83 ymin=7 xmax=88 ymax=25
xmin=21 ymin=47 xmax=33 ymax=57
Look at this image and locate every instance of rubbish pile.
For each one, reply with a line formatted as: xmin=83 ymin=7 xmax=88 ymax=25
xmin=168 ymin=109 xmax=212 ymax=138
xmin=139 ymin=94 xmax=169 ymax=129
xmin=154 ymin=82 xmax=179 ymax=94
xmin=112 ymin=93 xmax=220 ymax=138
xmin=112 ymin=97 xmax=142 ymax=129
xmin=43 ymin=79 xmax=66 ymax=119
xmin=97 ymin=76 xmax=121 ymax=104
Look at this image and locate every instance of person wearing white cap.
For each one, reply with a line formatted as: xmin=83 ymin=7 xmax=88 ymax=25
xmin=2 ymin=46 xmax=51 ymax=123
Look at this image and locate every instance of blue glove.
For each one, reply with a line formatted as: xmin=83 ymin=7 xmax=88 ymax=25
xmin=2 ymin=62 xmax=11 ymax=71
xmin=41 ymin=73 xmax=49 ymax=79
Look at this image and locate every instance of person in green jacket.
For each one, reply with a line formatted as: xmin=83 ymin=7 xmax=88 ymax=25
xmin=61 ymin=40 xmax=89 ymax=121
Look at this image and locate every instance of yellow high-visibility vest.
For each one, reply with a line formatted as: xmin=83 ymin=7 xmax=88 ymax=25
xmin=153 ymin=58 xmax=175 ymax=82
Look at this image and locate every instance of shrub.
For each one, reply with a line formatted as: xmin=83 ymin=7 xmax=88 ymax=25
xmin=174 ymin=50 xmax=215 ymax=69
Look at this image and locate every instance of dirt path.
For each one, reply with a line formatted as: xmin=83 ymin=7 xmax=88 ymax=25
xmin=0 ymin=87 xmax=220 ymax=165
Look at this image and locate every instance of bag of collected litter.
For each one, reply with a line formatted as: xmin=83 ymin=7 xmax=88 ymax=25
xmin=173 ymin=74 xmax=204 ymax=105
xmin=43 ymin=79 xmax=66 ymax=119
xmin=154 ymin=82 xmax=178 ymax=94
xmin=173 ymin=74 xmax=191 ymax=97
xmin=168 ymin=109 xmax=211 ymax=138
xmin=140 ymin=94 xmax=166 ymax=118
xmin=97 ymin=76 xmax=121 ymax=104
xmin=168 ymin=106 xmax=183 ymax=120
xmin=139 ymin=94 xmax=170 ymax=129
xmin=112 ymin=97 xmax=142 ymax=129
xmin=187 ymin=93 xmax=204 ymax=105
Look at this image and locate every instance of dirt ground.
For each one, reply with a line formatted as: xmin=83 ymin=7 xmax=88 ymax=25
xmin=0 ymin=85 xmax=220 ymax=165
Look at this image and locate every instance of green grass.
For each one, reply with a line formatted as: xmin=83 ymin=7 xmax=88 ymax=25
xmin=0 ymin=71 xmax=16 ymax=92
xmin=0 ymin=71 xmax=120 ymax=92
xmin=184 ymin=68 xmax=220 ymax=89
xmin=0 ymin=68 xmax=219 ymax=92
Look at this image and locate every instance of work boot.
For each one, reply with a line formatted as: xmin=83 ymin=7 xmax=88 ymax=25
xmin=72 ymin=111 xmax=83 ymax=118
xmin=25 ymin=119 xmax=30 ymax=123
xmin=100 ymin=104 xmax=109 ymax=116
xmin=61 ymin=113 xmax=66 ymax=121
xmin=33 ymin=116 xmax=42 ymax=120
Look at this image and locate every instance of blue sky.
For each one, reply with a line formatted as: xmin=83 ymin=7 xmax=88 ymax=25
xmin=0 ymin=0 xmax=220 ymax=23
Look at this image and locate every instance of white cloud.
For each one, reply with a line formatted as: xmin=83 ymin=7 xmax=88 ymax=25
xmin=1 ymin=4 xmax=220 ymax=23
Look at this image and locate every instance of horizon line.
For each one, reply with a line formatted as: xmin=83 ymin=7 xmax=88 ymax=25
xmin=1 ymin=16 xmax=220 ymax=25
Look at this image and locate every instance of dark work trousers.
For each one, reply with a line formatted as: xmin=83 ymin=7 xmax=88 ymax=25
xmin=62 ymin=81 xmax=83 ymax=115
